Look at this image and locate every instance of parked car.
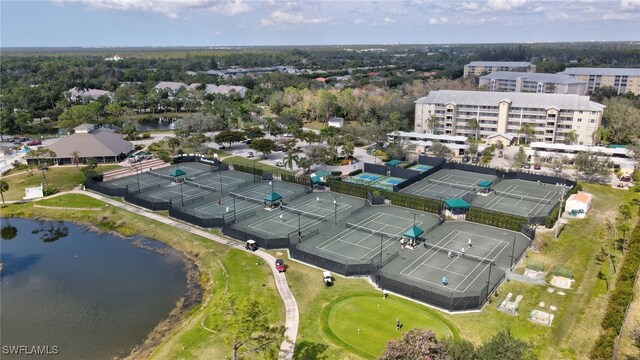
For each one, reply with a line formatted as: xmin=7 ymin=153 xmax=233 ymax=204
xmin=523 ymin=163 xmax=532 ymax=169
xmin=554 ymin=165 xmax=562 ymax=173
xmin=243 ymin=139 xmax=252 ymax=145
xmin=26 ymin=140 xmax=42 ymax=146
xmin=219 ymin=145 xmax=227 ymax=150
xmin=471 ymin=157 xmax=480 ymax=164
xmin=462 ymin=156 xmax=471 ymax=163
xmin=276 ymin=161 xmax=284 ymax=167
xmin=19 ymin=137 xmax=29 ymax=142
xmin=533 ymin=164 xmax=542 ymax=170
xmin=246 ymin=151 xmax=254 ymax=158
xmin=276 ymin=145 xmax=285 ymax=152
xmin=275 ymin=259 xmax=286 ymax=273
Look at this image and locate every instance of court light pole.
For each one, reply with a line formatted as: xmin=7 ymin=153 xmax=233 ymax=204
xmin=508 ymin=233 xmax=516 ymax=269
xmin=233 ymin=195 xmax=237 ymax=222
xmin=136 ymin=169 xmax=141 ymax=194
xmin=485 ymin=262 xmax=493 ymax=297
xmin=298 ymin=212 xmax=301 ymax=239
xmin=219 ymin=166 xmax=223 ymax=194
xmin=380 ymin=234 xmax=384 ymax=265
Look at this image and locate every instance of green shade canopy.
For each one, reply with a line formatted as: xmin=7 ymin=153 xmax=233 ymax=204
xmin=264 ymin=192 xmax=282 ymax=202
xmin=444 ymin=198 xmax=471 ymax=209
xmin=477 ymin=180 xmax=492 ymax=188
xmin=314 ymin=170 xmax=332 ymax=177
xmin=170 ymin=169 xmax=187 ymax=177
xmin=403 ymin=226 xmax=424 ymax=239
xmin=311 ymin=175 xmax=322 ymax=184
xmin=386 ymin=160 xmax=402 ymax=166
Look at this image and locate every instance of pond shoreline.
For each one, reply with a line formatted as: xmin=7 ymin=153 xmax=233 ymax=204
xmin=1 ymin=213 xmax=204 ymax=360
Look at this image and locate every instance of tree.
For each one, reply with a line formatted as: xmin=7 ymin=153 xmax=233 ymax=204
xmin=574 ymin=151 xmax=613 ymax=183
xmin=592 ymin=126 xmax=610 ymax=146
xmin=81 ymin=157 xmax=99 ymax=179
xmin=1 ymin=225 xmax=17 ymax=240
xmin=208 ymin=293 xmax=285 ymax=360
xmin=70 ymin=150 xmax=81 ymax=169
xmin=0 ymin=180 xmax=8 ymax=207
xmin=294 ymin=156 xmax=312 ymax=174
xmin=511 ymin=147 xmax=527 ymax=168
xmin=342 ymin=141 xmax=355 ymax=159
xmin=629 ymin=139 xmax=640 ymax=163
xmin=467 ymin=142 xmax=478 ymax=157
xmin=429 ymin=141 xmax=453 ymax=159
xmin=57 ymin=103 xmax=100 ymax=130
xmin=121 ymin=120 xmax=138 ymax=140
xmin=441 ymin=337 xmax=476 ymax=360
xmin=284 ymin=151 xmax=298 ymax=175
xmin=564 ymin=130 xmax=578 ymax=145
xmin=265 ymin=117 xmax=280 ymax=137
xmin=519 ymin=123 xmax=535 ymax=144
xmin=468 ymin=117 xmax=480 ymax=141
xmin=28 ymin=148 xmax=56 ymax=187
xmin=243 ymin=126 xmax=265 ymax=140
xmin=250 ymin=138 xmax=277 ymax=159
xmin=167 ymin=137 xmax=181 ymax=154
xmin=602 ymin=97 xmax=640 ymax=145
xmin=477 ymin=330 xmax=537 ymax=360
xmin=214 ymin=130 xmax=246 ymax=149
xmin=428 ymin=115 xmax=439 ymax=134
xmin=380 ymin=328 xmax=446 ymax=360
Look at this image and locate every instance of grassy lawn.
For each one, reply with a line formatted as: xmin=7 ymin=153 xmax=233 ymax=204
xmin=1 ymin=165 xmax=117 ymax=201
xmin=37 ymin=193 xmax=105 ymax=208
xmin=303 ymin=121 xmax=326 ymax=131
xmin=1 ymin=195 xmax=284 ymax=360
xmin=323 ymin=294 xmax=456 ymax=359
xmin=222 ymin=156 xmax=291 ymax=177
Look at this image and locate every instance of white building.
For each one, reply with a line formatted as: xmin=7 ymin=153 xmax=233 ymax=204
xmin=558 ymin=67 xmax=640 ymax=95
xmin=327 ymin=117 xmax=345 ymax=128
xmin=154 ymin=81 xmax=188 ymax=95
xmin=464 ymin=61 xmax=536 ymax=78
xmin=414 ymin=90 xmax=605 ymax=146
xmin=186 ymin=84 xmax=248 ymax=98
xmin=564 ymin=193 xmax=592 ymax=219
xmin=387 ymin=131 xmax=478 ymax=155
xmin=527 ymin=142 xmax=636 ymax=167
xmin=479 ymin=72 xmax=587 ymax=95
xmin=66 ymin=87 xmax=114 ymax=103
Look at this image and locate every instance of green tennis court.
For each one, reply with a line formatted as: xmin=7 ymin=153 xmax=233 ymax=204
xmin=472 ymin=179 xmax=565 ymax=217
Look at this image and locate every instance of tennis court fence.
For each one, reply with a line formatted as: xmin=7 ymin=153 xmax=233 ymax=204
xmin=124 ymin=191 xmax=172 ymax=211
xmin=495 ymin=190 xmax=557 ymax=204
xmin=221 ymin=226 xmax=289 ymax=249
xmin=85 ymin=180 xmax=129 ymax=197
xmin=282 ymin=205 xmax=328 ymax=222
xmin=428 ymin=178 xmax=477 ymax=191
xmin=288 ymin=244 xmax=372 ymax=276
xmin=168 ymin=204 xmax=225 ymax=228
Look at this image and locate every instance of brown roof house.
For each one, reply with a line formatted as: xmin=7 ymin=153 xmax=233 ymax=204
xmin=26 ymin=124 xmax=133 ymax=165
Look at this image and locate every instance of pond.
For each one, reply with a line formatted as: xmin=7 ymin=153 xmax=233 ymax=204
xmin=0 ymin=218 xmax=189 ymax=359
xmin=135 ymin=117 xmax=179 ymax=131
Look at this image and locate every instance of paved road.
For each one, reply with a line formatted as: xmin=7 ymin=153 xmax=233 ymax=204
xmin=67 ymin=188 xmax=300 ymax=359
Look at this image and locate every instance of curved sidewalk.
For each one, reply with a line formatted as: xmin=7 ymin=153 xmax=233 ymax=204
xmin=72 ymin=189 xmax=299 ymax=359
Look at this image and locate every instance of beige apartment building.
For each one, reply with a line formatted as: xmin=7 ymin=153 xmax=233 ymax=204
xmin=479 ymin=72 xmax=587 ymax=95
xmin=414 ymin=90 xmax=605 ymax=146
xmin=558 ymin=67 xmax=640 ymax=95
xmin=463 ymin=61 xmax=536 ymax=78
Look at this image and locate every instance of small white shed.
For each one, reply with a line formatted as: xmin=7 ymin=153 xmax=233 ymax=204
xmin=565 ymin=192 xmax=592 ymax=218
xmin=328 ymin=117 xmax=345 ymax=128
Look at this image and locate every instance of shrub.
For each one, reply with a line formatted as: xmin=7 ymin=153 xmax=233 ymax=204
xmin=43 ymin=187 xmax=59 ymax=196
xmin=142 ymin=133 xmax=151 ymax=139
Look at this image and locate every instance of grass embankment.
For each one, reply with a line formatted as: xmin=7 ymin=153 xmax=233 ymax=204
xmin=283 ymin=183 xmax=639 ymax=359
xmin=1 ymin=194 xmax=285 ymax=359
xmin=303 ymin=121 xmax=326 ymax=131
xmin=0 ymin=165 xmax=121 ymax=201
xmin=223 ymin=156 xmax=290 ymax=177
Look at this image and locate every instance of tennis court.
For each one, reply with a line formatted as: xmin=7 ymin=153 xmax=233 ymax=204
xmin=297 ymin=205 xmax=442 ymax=264
xmin=401 ymin=169 xmax=496 ymax=200
xmin=408 ymin=164 xmax=433 ymax=172
xmin=380 ymin=221 xmax=529 ymax=297
xmin=472 ymin=179 xmax=564 ymax=217
xmin=182 ymin=169 xmax=255 ymax=194
xmin=343 ymin=172 xmax=383 ymax=185
xmin=229 ymin=192 xmax=367 ymax=240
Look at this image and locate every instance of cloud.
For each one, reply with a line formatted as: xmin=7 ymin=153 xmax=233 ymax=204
xmin=54 ymin=0 xmax=251 ymax=18
xmin=353 ymin=18 xmax=365 ymax=24
xmin=621 ymin=0 xmax=640 ymax=8
xmin=429 ymin=16 xmax=449 ymax=25
xmin=457 ymin=16 xmax=498 ymax=25
xmin=487 ymin=0 xmax=527 ymax=10
xmin=260 ymin=10 xmax=331 ymax=26
xmin=603 ymin=11 xmax=638 ymax=20
xmin=462 ymin=2 xmax=479 ymax=11
xmin=384 ymin=17 xmax=397 ymax=24
xmin=533 ymin=5 xmax=545 ymax=12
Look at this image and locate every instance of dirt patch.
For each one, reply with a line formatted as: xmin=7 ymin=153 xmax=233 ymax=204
xmin=551 ymin=275 xmax=574 ymax=289
xmin=33 ymin=204 xmax=103 ymax=211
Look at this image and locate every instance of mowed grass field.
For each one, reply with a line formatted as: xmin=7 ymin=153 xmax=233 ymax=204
xmin=323 ymin=294 xmax=456 ymax=358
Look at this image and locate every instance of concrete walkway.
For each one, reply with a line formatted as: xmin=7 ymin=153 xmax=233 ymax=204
xmin=69 ymin=188 xmax=299 ymax=359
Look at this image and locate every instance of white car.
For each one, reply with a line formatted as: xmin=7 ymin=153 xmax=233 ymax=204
xmin=246 ymin=152 xmax=254 ymax=158
xmin=276 ymin=161 xmax=284 ymax=167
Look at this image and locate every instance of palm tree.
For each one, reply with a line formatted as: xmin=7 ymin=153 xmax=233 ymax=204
xmin=295 ymin=156 xmax=312 ymax=175
xmin=265 ymin=118 xmax=279 ymax=137
xmin=343 ymin=141 xmax=355 ymax=160
xmin=284 ymin=151 xmax=299 ymax=175
xmin=468 ymin=117 xmax=480 ymax=141
xmin=519 ymin=123 xmax=535 ymax=145
xmin=0 ymin=180 xmax=8 ymax=207
xmin=70 ymin=151 xmax=81 ymax=169
xmin=427 ymin=115 xmax=438 ymax=134
xmin=564 ymin=130 xmax=578 ymax=145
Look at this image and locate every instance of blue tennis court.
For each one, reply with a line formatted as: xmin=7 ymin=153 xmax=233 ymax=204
xmin=354 ymin=172 xmax=382 ymax=182
xmin=409 ymin=164 xmax=433 ymax=172
xmin=378 ymin=177 xmax=404 ymax=186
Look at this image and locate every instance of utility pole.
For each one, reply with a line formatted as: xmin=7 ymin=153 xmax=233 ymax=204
xmin=334 ymin=196 xmax=338 ymax=224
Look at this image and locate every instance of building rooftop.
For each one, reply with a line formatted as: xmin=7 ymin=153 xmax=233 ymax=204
xmin=416 ymin=90 xmax=605 ymax=112
xmin=43 ymin=128 xmax=132 ymax=158
xmin=559 ymin=67 xmax=640 ymax=77
xmin=154 ymin=81 xmax=188 ymax=92
xmin=480 ymin=71 xmax=585 ymax=84
xmin=390 ymin=131 xmax=468 ymax=143
xmin=466 ymin=61 xmax=534 ymax=67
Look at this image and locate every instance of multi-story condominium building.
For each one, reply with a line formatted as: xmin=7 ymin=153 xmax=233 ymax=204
xmin=479 ymin=72 xmax=587 ymax=95
xmin=463 ymin=61 xmax=536 ymax=78
xmin=414 ymin=90 xmax=605 ymax=146
xmin=558 ymin=67 xmax=640 ymax=95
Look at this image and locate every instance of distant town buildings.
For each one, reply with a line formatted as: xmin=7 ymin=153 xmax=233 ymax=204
xmin=66 ymin=87 xmax=114 ymax=103
xmin=154 ymin=82 xmax=248 ymax=97
xmin=463 ymin=61 xmax=536 ymax=78
xmin=479 ymin=72 xmax=587 ymax=95
xmin=414 ymin=90 xmax=605 ymax=146
xmin=104 ymin=55 xmax=123 ymax=61
xmin=557 ymin=67 xmax=640 ymax=95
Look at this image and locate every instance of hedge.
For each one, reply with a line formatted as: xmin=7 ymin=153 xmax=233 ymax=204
xmin=348 ymin=168 xmax=363 ymax=176
xmin=401 ymin=160 xmax=417 ymax=169
xmin=545 ymin=183 xmax=581 ymax=228
xmin=232 ymin=163 xmax=263 ymax=176
xmin=326 ymin=179 xmax=369 ymax=198
xmin=466 ymin=207 xmax=527 ymax=232
xmin=281 ymin=173 xmax=311 ymax=186
xmin=590 ymin=208 xmax=640 ymax=359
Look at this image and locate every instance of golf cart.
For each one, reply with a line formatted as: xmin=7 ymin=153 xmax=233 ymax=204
xmin=275 ymin=259 xmax=286 ymax=273
xmin=245 ymin=239 xmax=257 ymax=252
xmin=323 ymin=271 xmax=334 ymax=286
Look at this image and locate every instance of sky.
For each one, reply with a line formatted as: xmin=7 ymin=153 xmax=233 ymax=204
xmin=1 ymin=0 xmax=640 ymax=47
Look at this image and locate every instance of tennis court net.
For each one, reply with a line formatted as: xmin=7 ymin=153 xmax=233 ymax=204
xmin=423 ymin=242 xmax=494 ymax=265
xmin=281 ymin=206 xmax=328 ymax=222
xmin=346 ymin=222 xmax=401 ymax=239
xmin=495 ymin=191 xmax=555 ymax=204
xmin=184 ymin=179 xmax=217 ymax=193
xmin=147 ymin=171 xmax=174 ymax=181
xmin=427 ymin=178 xmax=476 ymax=191
xmin=228 ymin=192 xmax=264 ymax=205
